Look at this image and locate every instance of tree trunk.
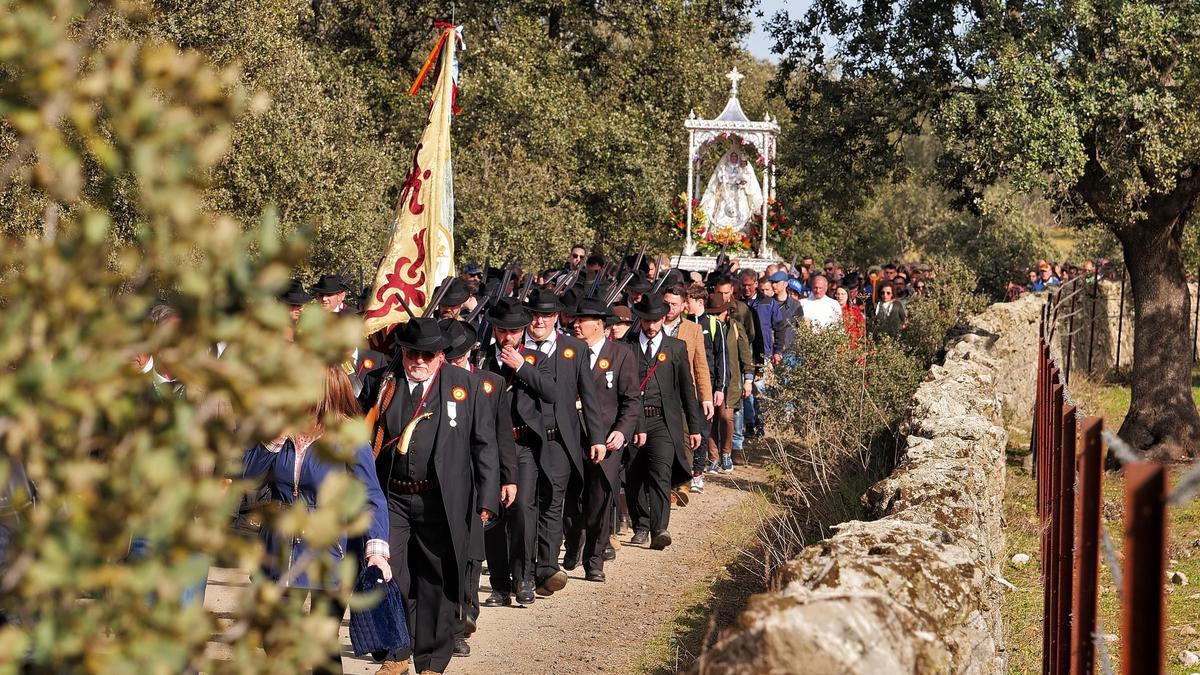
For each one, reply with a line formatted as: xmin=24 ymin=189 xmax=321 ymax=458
xmin=1115 ymin=215 xmax=1200 ymax=459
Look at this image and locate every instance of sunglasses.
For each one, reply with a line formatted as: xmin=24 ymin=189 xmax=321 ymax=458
xmin=570 ymin=254 xmax=583 ymax=260
xmin=403 ymin=349 xmax=438 ymax=361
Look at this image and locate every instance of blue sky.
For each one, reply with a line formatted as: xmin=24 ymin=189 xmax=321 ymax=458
xmin=745 ymin=0 xmax=805 ymax=62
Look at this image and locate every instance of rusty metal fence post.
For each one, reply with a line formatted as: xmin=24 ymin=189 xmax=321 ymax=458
xmin=1071 ymin=418 xmax=1103 ymax=675
xmin=1053 ymin=405 xmax=1077 ymax=674
xmin=1122 ymin=463 xmax=1167 ymax=675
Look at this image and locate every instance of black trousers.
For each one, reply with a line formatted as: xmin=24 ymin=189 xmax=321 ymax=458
xmin=626 ymin=416 xmax=675 ymax=535
xmin=535 ymin=439 xmax=572 ymax=582
xmin=484 ymin=446 xmax=537 ymax=593
xmin=388 ymin=490 xmax=456 ymax=674
xmin=564 ymin=447 xmax=622 ymax=572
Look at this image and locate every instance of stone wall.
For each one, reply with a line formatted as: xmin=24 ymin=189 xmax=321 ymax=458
xmin=697 ymin=311 xmax=1013 ymax=674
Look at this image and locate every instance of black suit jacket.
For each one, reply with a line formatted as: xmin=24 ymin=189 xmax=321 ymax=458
xmin=533 ymin=332 xmax=606 ymax=477
xmin=584 ymin=339 xmax=641 ymax=446
xmin=625 ymin=332 xmax=702 ymax=485
xmin=362 ymin=365 xmax=499 ymax=577
xmin=473 ymin=366 xmax=518 ymax=486
xmin=481 ymin=343 xmax=557 ymax=448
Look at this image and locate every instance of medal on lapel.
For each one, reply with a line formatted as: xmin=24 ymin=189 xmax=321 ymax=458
xmin=605 ymin=370 xmax=614 ymax=389
xmin=449 ymin=386 xmax=467 ymax=427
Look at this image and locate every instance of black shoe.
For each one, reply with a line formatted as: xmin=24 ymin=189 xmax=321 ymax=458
xmin=536 ymin=569 xmax=568 ymax=596
xmin=483 ymin=590 xmax=511 ymax=607
xmin=585 ymin=569 xmax=606 ymax=582
xmin=650 ymin=530 xmax=672 ymax=550
xmin=370 ymin=650 xmax=388 ymax=663
xmin=603 ymin=544 xmax=616 ymax=561
xmin=562 ymin=546 xmax=580 ymax=571
xmin=463 ymin=612 xmax=478 ymax=637
xmin=453 ymin=636 xmax=471 ymax=657
xmin=630 ymin=529 xmax=649 ymax=545
xmin=516 ymin=581 xmax=535 ymax=605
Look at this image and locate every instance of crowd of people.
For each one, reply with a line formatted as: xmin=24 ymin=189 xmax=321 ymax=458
xmin=118 ymin=246 xmax=934 ymax=674
xmin=1003 ymin=258 xmax=1116 ymax=301
xmin=0 ymin=244 xmax=939 ymax=672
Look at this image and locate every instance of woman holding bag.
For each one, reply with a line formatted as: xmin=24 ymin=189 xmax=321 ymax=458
xmin=242 ymin=365 xmax=392 ymax=674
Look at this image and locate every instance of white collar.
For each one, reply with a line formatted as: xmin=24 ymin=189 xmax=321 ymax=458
xmin=638 ymin=331 xmax=663 ymax=352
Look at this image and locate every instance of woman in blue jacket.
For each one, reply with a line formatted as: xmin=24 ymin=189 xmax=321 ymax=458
xmin=243 ymin=366 xmax=391 ymax=674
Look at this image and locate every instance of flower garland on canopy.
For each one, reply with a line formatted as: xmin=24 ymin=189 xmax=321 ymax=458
xmin=746 ymin=197 xmax=790 ymax=249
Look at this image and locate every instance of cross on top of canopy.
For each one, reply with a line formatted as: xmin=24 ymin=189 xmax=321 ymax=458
xmin=685 ymin=67 xmax=781 ymax=158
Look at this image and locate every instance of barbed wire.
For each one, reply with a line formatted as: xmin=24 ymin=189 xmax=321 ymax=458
xmin=1095 ymin=616 xmax=1116 ymax=675
xmin=1099 ymin=523 xmax=1123 ymax=599
xmin=1100 ymin=431 xmax=1141 ymax=467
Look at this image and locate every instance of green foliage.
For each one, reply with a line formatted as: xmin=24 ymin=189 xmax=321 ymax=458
xmin=766 ymin=327 xmax=923 ymax=466
xmin=0 ymin=1 xmax=370 ymax=671
xmin=900 ymin=256 xmax=988 ymax=364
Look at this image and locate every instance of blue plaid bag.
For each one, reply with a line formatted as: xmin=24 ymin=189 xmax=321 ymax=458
xmin=348 ymin=565 xmax=410 ymax=656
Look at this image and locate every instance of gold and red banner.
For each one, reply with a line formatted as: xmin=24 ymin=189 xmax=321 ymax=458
xmin=363 ymin=26 xmax=461 ymax=336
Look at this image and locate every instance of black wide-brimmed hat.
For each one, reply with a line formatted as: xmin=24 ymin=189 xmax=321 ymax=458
xmin=625 ymin=273 xmax=652 ymax=294
xmin=487 ymin=297 xmax=533 ymax=330
xmin=560 ymin=288 xmax=580 ymax=312
xmin=437 ymin=279 xmax=471 ymax=306
xmin=572 ymin=296 xmax=612 ymax=319
xmin=439 ymin=319 xmax=479 ymax=360
xmin=523 ymin=287 xmax=563 ymax=314
xmin=630 ymin=293 xmax=669 ymax=320
xmin=280 ymin=278 xmax=313 ymax=305
xmin=312 ymin=274 xmax=350 ymax=295
xmin=394 ymin=317 xmax=451 ymax=352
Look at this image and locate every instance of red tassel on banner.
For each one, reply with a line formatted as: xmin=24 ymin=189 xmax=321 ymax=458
xmin=408 ymin=24 xmax=456 ymax=97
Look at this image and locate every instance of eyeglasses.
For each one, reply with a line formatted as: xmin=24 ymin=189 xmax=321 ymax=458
xmin=532 ymin=312 xmax=558 ymax=320
xmin=570 ymin=254 xmax=583 ymax=260
xmin=403 ymin=349 xmax=437 ymax=361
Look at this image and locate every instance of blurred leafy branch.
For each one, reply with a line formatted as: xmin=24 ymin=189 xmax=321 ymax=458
xmin=0 ymin=1 xmax=373 ymax=671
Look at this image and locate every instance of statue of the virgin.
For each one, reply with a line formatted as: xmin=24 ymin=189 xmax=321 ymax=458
xmin=698 ymin=149 xmax=764 ymax=239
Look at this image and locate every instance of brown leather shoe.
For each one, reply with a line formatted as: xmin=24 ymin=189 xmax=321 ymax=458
xmin=376 ymin=660 xmax=409 ymax=675
xmin=609 ymin=533 xmax=621 ymax=550
xmin=672 ymin=487 xmax=690 ymax=507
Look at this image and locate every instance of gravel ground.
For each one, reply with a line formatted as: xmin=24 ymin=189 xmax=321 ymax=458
xmin=204 ymin=461 xmax=769 ymax=674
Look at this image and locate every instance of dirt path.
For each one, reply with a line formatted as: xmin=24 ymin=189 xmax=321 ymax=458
xmin=205 ymin=461 xmax=770 ymax=674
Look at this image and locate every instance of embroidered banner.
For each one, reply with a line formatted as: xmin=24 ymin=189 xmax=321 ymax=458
xmin=364 ymin=26 xmax=461 ymax=335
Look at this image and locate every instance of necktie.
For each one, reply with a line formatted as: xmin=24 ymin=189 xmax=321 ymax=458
xmin=644 ymin=339 xmax=654 ymax=363
xmin=535 ymin=340 xmax=546 ymax=354
xmin=405 ymin=381 xmax=424 ymax=421
xmin=589 ymin=349 xmax=597 ymax=369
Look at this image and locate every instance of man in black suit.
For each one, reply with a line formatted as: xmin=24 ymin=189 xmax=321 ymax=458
xmin=520 ymin=288 xmax=607 ymax=596
xmin=480 ymin=298 xmax=556 ymax=606
xmin=440 ymin=319 xmax=515 ymax=658
xmin=561 ymin=297 xmax=641 ymax=581
xmin=361 ymin=318 xmax=499 ymax=675
xmin=624 ymin=293 xmax=702 ymax=550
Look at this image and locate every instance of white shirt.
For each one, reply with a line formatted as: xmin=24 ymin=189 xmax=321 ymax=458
xmin=587 ymin=338 xmax=605 ymax=369
xmin=524 ymin=330 xmax=558 ymax=357
xmin=799 ymin=296 xmax=842 ymax=330
xmin=637 ymin=331 xmax=664 ymax=360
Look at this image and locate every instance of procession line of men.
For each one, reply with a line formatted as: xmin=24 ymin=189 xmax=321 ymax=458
xmin=322 ymin=274 xmax=706 ymax=674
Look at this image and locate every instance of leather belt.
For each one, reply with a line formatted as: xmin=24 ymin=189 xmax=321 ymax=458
xmin=389 ymin=478 xmax=435 ymax=494
xmin=511 ymin=425 xmax=560 ymax=443
xmin=643 ymin=405 xmax=663 ymax=418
